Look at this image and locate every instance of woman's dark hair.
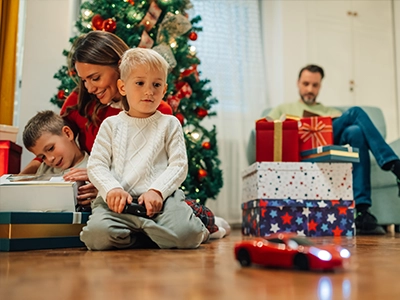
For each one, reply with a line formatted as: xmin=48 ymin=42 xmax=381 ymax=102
xmin=65 ymin=31 xmax=129 ymax=127
xmin=298 ymin=64 xmax=325 ymax=80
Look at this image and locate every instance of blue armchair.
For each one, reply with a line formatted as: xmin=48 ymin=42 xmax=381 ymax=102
xmin=246 ymin=106 xmax=400 ymax=227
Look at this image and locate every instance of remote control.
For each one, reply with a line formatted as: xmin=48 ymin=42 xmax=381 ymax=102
xmin=123 ymin=201 xmax=148 ymax=217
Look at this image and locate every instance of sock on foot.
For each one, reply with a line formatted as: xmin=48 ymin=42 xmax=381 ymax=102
xmin=210 ymin=227 xmax=226 ymax=240
xmin=215 ymin=216 xmax=231 ymax=236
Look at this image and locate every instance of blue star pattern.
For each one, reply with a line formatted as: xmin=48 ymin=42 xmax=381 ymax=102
xmin=242 ymin=199 xmax=355 ymax=237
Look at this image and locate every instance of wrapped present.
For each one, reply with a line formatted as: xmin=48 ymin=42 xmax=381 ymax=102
xmin=0 ymin=174 xmax=83 ymax=212
xmin=0 ymin=211 xmax=90 ymax=251
xmin=256 ymin=117 xmax=299 ymax=162
xmin=242 ymin=162 xmax=353 ymax=202
xmin=0 ymin=140 xmax=22 ymax=176
xmin=301 ymin=145 xmax=359 ymax=163
xmin=241 ymin=199 xmax=355 ymax=237
xmin=299 ymin=116 xmax=333 ymax=152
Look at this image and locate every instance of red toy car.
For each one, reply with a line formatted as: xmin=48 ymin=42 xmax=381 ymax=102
xmin=234 ymin=233 xmax=350 ymax=271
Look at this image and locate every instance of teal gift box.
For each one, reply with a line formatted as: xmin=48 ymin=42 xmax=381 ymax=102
xmin=300 ymin=145 xmax=359 ymax=163
xmin=0 ymin=212 xmax=90 ymax=251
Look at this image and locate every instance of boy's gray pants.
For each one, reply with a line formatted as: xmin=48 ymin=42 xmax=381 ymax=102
xmin=80 ymin=190 xmax=208 ymax=250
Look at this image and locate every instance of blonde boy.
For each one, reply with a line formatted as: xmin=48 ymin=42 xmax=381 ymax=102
xmin=83 ymin=48 xmax=208 ymax=250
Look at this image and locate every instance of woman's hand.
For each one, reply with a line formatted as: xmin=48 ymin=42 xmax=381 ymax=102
xmin=77 ymin=182 xmax=98 ymax=206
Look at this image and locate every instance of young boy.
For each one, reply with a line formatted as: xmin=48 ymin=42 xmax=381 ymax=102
xmin=83 ymin=48 xmax=209 ymax=250
xmin=22 ymin=110 xmax=97 ymax=206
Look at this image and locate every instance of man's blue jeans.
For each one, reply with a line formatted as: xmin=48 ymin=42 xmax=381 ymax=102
xmin=332 ymin=107 xmax=398 ymax=206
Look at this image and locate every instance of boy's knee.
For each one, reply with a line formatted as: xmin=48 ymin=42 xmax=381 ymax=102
xmin=80 ymin=221 xmax=112 ymax=250
xmin=80 ymin=219 xmax=132 ymax=250
xmin=175 ymin=220 xmax=207 ymax=249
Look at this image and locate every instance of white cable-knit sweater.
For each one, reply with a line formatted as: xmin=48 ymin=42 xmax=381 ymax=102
xmin=87 ymin=111 xmax=188 ymax=201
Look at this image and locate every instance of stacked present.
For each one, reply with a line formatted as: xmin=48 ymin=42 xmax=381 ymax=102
xmin=241 ymin=162 xmax=355 ymax=237
xmin=0 ymin=124 xmax=22 ymax=176
xmin=0 ymin=211 xmax=89 ymax=251
xmin=0 ymin=174 xmax=88 ymax=251
xmin=244 ymin=114 xmax=357 ymax=237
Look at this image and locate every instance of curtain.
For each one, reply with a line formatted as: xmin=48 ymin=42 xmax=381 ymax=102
xmin=0 ymin=0 xmax=19 ymax=125
xmin=191 ymin=0 xmax=269 ymax=224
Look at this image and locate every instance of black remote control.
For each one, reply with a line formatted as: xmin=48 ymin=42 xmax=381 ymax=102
xmin=123 ymin=201 xmax=148 ymax=217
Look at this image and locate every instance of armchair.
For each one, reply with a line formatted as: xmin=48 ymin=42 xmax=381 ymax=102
xmin=246 ymin=106 xmax=400 ymax=227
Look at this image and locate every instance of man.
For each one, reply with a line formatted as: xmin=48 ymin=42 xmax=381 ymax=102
xmin=268 ymin=64 xmax=400 ymax=235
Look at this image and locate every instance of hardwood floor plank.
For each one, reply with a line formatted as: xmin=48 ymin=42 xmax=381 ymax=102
xmin=1 ymin=230 xmax=400 ymax=300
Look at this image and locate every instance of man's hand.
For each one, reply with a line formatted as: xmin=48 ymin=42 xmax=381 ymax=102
xmin=138 ymin=189 xmax=163 ymax=218
xmin=107 ymin=188 xmax=132 ymax=213
xmin=63 ymin=168 xmax=98 ymax=207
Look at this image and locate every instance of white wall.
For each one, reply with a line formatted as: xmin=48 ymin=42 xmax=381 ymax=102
xmin=17 ymin=0 xmax=72 ymax=169
xmin=395 ymin=0 xmax=400 ymax=135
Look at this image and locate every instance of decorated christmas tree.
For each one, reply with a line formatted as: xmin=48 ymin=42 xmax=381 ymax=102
xmin=50 ymin=0 xmax=223 ymax=205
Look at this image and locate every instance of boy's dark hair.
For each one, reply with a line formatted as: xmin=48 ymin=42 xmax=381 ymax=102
xmin=23 ymin=110 xmax=66 ymax=149
xmin=298 ymin=64 xmax=325 ymax=79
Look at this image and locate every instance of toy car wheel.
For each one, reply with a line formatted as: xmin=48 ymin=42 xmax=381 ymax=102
xmin=293 ymin=254 xmax=309 ymax=271
xmin=237 ymin=249 xmax=251 ymax=267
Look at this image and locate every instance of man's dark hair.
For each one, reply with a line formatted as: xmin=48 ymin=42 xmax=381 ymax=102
xmin=298 ymin=64 xmax=324 ymax=79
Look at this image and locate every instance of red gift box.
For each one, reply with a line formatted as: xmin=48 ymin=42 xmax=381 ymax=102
xmin=256 ymin=118 xmax=299 ymax=162
xmin=0 ymin=140 xmax=22 ymax=176
xmin=299 ymin=117 xmax=333 ymax=152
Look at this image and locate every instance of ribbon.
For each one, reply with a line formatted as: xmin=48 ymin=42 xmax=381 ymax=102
xmin=273 ymin=120 xmax=283 ymax=161
xmin=167 ymin=82 xmax=192 ymax=112
xmin=299 ymin=117 xmax=332 ymax=148
xmin=0 ymin=224 xmax=84 ymax=239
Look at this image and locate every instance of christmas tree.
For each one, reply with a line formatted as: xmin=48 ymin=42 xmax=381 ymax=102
xmin=50 ymin=0 xmax=223 ymax=205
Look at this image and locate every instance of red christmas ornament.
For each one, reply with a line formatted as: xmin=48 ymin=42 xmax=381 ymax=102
xmin=198 ymin=169 xmax=208 ymax=180
xmin=68 ymin=69 xmax=76 ymax=76
xmin=202 ymin=141 xmax=211 ymax=150
xmin=188 ymin=32 xmax=198 ymax=41
xmin=175 ymin=113 xmax=185 ymax=125
xmin=128 ymin=0 xmax=135 ymax=5
xmin=196 ymin=107 xmax=208 ymax=118
xmin=92 ymin=14 xmax=104 ymax=30
xmin=57 ymin=90 xmax=65 ymax=100
xmin=103 ymin=18 xmax=117 ymax=33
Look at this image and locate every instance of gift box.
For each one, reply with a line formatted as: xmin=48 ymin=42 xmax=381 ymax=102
xmin=0 ymin=211 xmax=90 ymax=251
xmin=0 ymin=140 xmax=22 ymax=176
xmin=299 ymin=116 xmax=333 ymax=152
xmin=301 ymin=145 xmax=360 ymax=163
xmin=241 ymin=199 xmax=355 ymax=237
xmin=0 ymin=125 xmax=18 ymax=142
xmin=0 ymin=174 xmax=83 ymax=212
xmin=242 ymin=162 xmax=353 ymax=202
xmin=256 ymin=118 xmax=299 ymax=162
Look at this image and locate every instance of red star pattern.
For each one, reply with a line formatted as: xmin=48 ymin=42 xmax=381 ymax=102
xmin=332 ymin=226 xmax=343 ymax=236
xmin=261 ymin=208 xmax=267 ymax=218
xmin=338 ymin=207 xmax=348 ymax=215
xmin=330 ymin=200 xmax=340 ymax=207
xmin=281 ymin=212 xmax=293 ymax=225
xmin=308 ymin=219 xmax=318 ymax=231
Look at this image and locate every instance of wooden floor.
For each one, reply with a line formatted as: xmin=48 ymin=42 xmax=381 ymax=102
xmin=1 ymin=229 xmax=400 ymax=300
